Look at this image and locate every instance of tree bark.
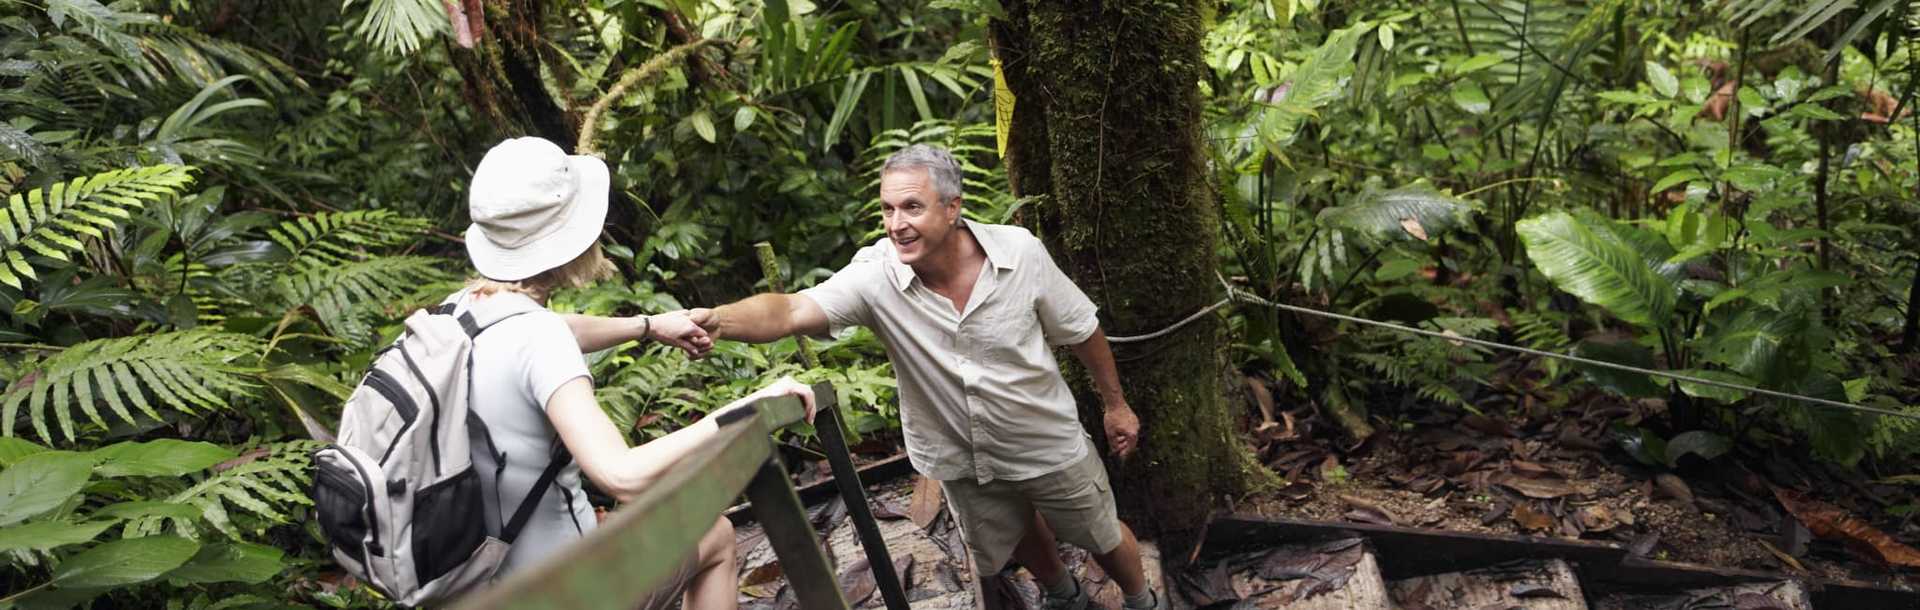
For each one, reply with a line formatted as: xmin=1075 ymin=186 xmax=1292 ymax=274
xmin=447 ymin=0 xmax=578 ymax=151
xmin=991 ymin=0 xmax=1263 ymax=545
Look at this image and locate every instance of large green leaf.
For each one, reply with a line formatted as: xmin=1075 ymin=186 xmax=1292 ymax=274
xmin=1674 ymin=369 xmax=1754 ymax=403
xmin=1704 ymin=306 xmax=1809 ymax=381
xmin=164 ymin=541 xmax=284 ymax=585
xmin=91 ymin=440 xmax=236 ymax=478
xmin=0 ymin=519 xmax=115 ymax=552
xmin=1315 ymin=183 xmax=1478 ymax=247
xmin=51 ymin=535 xmax=200 ymax=588
xmin=1518 ymin=211 xmax=1676 ymax=329
xmin=1572 ymin=338 xmax=1664 ymax=398
xmin=1258 ymin=23 xmax=1366 ymax=155
xmin=0 ymin=451 xmax=96 ymax=526
xmin=0 ymin=437 xmax=48 ymax=467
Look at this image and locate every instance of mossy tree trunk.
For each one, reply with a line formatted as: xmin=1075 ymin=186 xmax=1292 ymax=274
xmin=446 ymin=0 xmax=578 ymax=150
xmin=990 ymin=0 xmax=1262 ymax=544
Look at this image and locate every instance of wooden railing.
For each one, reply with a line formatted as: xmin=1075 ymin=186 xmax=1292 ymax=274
xmin=452 ymin=382 xmax=894 ymax=610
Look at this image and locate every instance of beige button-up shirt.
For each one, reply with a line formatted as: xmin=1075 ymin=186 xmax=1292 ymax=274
xmin=800 ymin=221 xmax=1100 ymax=483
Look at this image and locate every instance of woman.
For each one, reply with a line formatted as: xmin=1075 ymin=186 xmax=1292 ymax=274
xmin=456 ymin=136 xmax=808 ymax=610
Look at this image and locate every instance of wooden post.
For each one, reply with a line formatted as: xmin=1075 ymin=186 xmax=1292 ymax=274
xmin=746 ymin=456 xmax=852 ymax=610
xmin=755 ymin=242 xmax=912 ymax=610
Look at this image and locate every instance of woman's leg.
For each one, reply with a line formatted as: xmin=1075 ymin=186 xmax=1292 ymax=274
xmin=681 ymin=516 xmax=739 ymax=610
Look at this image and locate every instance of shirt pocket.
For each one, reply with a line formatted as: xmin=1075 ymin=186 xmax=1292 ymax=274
xmin=983 ymin=298 xmax=1041 ymax=362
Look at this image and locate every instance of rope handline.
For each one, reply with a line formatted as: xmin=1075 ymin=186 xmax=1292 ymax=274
xmin=1102 ymin=278 xmax=1920 ymax=422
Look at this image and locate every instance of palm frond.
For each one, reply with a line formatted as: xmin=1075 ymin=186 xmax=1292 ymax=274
xmin=345 ymin=0 xmax=450 ymax=56
xmin=0 ymin=164 xmax=195 ymax=290
xmin=1 ymin=331 xmax=263 ymax=443
xmin=1517 ymin=210 xmax=1677 ymax=330
xmin=268 ymin=210 xmax=431 ymax=269
xmin=120 ymin=440 xmax=321 ymax=540
xmin=273 ymin=255 xmax=456 ymax=345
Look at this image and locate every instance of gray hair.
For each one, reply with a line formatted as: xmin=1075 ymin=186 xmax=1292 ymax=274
xmin=881 ymin=144 xmax=964 ymax=204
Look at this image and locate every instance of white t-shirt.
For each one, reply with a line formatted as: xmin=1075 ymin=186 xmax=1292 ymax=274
xmin=452 ymin=290 xmax=596 ymax=574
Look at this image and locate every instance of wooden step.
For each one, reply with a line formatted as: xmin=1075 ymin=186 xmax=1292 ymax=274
xmin=1389 ymin=558 xmax=1586 ymax=610
xmin=1589 ymin=580 xmax=1813 ymax=610
xmin=1208 ymin=538 xmax=1393 ymax=609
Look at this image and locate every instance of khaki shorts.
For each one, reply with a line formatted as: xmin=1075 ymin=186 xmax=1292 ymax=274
xmin=942 ymin=448 xmax=1123 ymax=577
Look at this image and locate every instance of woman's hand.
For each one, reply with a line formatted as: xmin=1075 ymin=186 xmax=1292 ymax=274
xmin=645 ymin=310 xmax=713 ymax=358
xmin=710 ymin=376 xmax=817 ymax=425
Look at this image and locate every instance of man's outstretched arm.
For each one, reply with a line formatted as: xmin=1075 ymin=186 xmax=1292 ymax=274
xmin=690 ymin=293 xmax=831 ymax=343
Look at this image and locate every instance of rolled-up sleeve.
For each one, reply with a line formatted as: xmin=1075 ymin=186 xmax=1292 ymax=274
xmin=798 ymin=255 xmax=880 ymax=337
xmin=1030 ymin=241 xmax=1099 ymax=346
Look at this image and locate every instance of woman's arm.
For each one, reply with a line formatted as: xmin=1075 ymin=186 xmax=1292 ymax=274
xmin=545 ymin=376 xmax=814 ymax=502
xmin=561 ymin=311 xmax=713 ymax=356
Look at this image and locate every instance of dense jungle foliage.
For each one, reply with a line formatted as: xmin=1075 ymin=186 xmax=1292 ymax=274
xmin=0 ymin=0 xmax=1915 ymax=606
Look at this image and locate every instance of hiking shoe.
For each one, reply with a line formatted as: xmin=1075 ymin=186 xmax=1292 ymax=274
xmin=1121 ymin=589 xmax=1165 ymax=610
xmin=1042 ymin=578 xmax=1089 ymax=610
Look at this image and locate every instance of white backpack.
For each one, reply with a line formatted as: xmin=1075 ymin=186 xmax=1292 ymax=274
xmin=312 ymin=296 xmax=569 ymax=607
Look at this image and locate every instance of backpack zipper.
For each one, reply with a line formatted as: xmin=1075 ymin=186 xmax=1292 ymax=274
xmin=366 ymin=368 xmax=422 ymax=466
xmin=332 ymin=449 xmax=386 ymax=557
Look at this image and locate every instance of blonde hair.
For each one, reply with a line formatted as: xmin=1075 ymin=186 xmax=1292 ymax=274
xmin=469 ymin=243 xmax=617 ymax=301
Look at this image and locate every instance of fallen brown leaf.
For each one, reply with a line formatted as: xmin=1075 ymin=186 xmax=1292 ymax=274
xmin=741 ymin=562 xmax=785 ymax=598
xmin=1401 ymin=217 xmax=1429 ymax=241
xmin=1654 ymin=474 xmax=1695 ymax=507
xmin=1512 ymin=503 xmax=1555 ymax=532
xmin=908 ymin=476 xmax=944 ymax=529
xmin=1774 ymin=488 xmax=1920 ymax=569
xmin=1494 ymin=473 xmax=1587 ymax=499
xmin=871 ymin=500 xmax=910 ymax=521
xmin=1336 ymin=493 xmax=1400 ymax=525
xmin=840 ymin=558 xmax=877 ymax=606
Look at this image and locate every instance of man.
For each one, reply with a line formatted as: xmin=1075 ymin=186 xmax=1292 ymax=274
xmin=688 ymin=145 xmax=1162 ymax=610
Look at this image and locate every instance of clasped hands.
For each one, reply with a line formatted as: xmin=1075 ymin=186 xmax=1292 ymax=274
xmin=641 ymin=309 xmax=715 ymax=358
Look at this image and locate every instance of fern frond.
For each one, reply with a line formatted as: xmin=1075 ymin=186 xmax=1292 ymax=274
xmin=274 ymin=255 xmax=455 ymax=345
xmin=268 ymin=210 xmax=431 ymax=269
xmin=121 ymin=440 xmax=321 ymax=540
xmin=0 ymin=164 xmax=194 ymax=289
xmin=1 ymin=331 xmax=263 ymax=442
xmin=1511 ymin=310 xmax=1572 ymax=351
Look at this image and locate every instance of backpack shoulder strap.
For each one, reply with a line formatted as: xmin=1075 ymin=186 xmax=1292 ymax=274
xmin=442 ymin=290 xmax=545 ymax=339
xmin=501 ymin=442 xmax=574 ymax=543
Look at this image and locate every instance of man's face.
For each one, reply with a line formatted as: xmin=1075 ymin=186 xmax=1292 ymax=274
xmin=879 ymin=167 xmax=961 ymax=266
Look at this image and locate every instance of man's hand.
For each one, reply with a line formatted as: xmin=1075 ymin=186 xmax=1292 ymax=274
xmin=686 ymin=307 xmax=720 ymax=338
xmin=647 ymin=310 xmax=713 ymax=358
xmin=1104 ymin=402 xmax=1141 ymax=458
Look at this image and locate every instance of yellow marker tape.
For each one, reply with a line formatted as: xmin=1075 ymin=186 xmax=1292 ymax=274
xmin=992 ymin=56 xmax=1015 ymax=157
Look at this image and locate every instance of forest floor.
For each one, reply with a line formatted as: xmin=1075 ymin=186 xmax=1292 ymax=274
xmin=1228 ymin=380 xmax=1920 ymax=589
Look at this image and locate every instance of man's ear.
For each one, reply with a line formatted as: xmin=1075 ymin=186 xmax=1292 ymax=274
xmin=949 ymin=196 xmax=965 ymax=226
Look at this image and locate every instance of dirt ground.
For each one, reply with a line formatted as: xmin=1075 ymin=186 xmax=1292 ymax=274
xmin=1231 ymin=383 xmax=1920 ymax=589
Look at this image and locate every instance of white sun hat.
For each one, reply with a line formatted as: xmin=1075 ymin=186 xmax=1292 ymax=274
xmin=464 ymin=137 xmax=610 ymax=281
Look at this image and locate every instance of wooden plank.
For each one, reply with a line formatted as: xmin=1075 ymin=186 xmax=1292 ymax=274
xmin=454 ymin=415 xmax=775 ymax=610
xmin=1196 ymin=515 xmax=1628 ymax=580
xmin=725 ymin=453 xmax=916 ymax=526
xmin=1591 ymin=580 xmax=1813 ymax=610
xmin=746 ymin=456 xmax=851 ymax=610
xmin=1585 ymin=557 xmax=1914 ymax=610
xmin=1199 ymin=515 xmax=1920 ymax=609
xmin=1228 ymin=539 xmax=1392 ymax=610
xmin=1390 ymin=559 xmax=1586 ymax=610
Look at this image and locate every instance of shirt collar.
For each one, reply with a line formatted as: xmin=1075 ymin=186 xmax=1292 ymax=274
xmin=885 ymin=219 xmax=1018 ymax=292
